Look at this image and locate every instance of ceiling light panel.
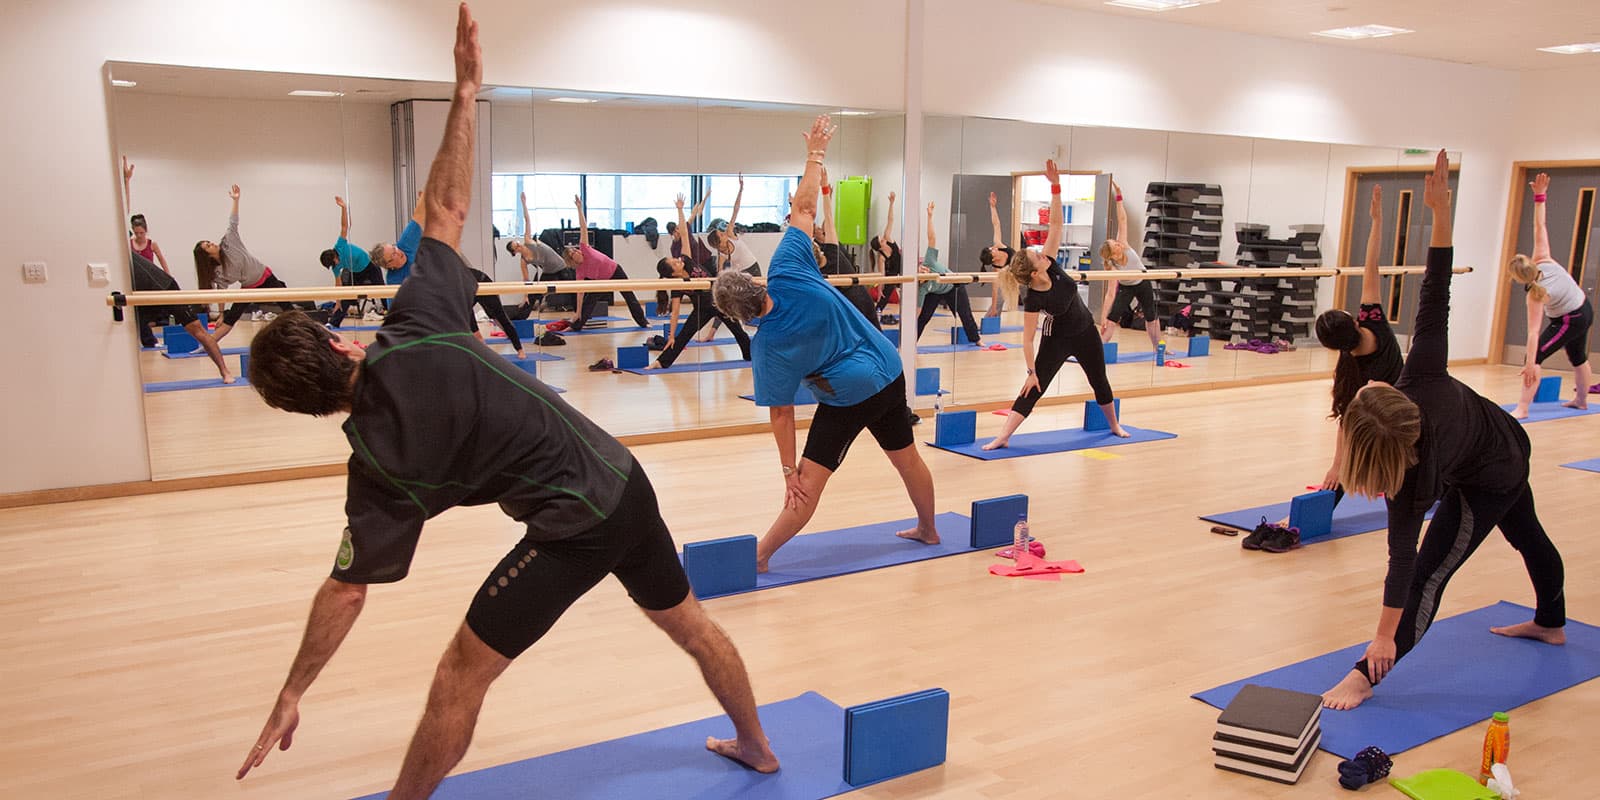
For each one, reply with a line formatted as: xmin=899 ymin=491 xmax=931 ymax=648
xmin=1105 ymin=0 xmax=1218 ymax=10
xmin=1313 ymin=24 xmax=1414 ymax=41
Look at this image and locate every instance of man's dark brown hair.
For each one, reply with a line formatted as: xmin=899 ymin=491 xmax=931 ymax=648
xmin=248 ymin=310 xmax=358 ymax=416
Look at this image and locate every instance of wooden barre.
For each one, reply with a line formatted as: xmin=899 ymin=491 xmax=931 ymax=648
xmin=930 ymin=265 xmax=1471 ymax=285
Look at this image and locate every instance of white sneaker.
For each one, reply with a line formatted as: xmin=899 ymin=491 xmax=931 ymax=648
xmin=250 ymin=310 xmax=264 ymax=322
xmin=262 ymin=312 xmax=277 ymax=321
xmin=364 ymin=309 xmax=383 ymax=321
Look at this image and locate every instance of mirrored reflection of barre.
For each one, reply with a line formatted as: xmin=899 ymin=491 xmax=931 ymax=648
xmin=104 ymin=265 xmax=1471 ymax=314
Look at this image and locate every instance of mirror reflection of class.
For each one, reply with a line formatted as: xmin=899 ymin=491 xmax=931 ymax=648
xmin=109 ymin=62 xmax=1456 ymax=483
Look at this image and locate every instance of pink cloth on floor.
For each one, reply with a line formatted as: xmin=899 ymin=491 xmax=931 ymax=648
xmin=988 ymin=552 xmax=1084 ymax=578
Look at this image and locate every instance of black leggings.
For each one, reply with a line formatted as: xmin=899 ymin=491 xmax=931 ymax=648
xmin=657 ymin=294 xmax=751 ymax=367
xmin=841 ymin=286 xmax=880 ymax=329
xmin=916 ymin=288 xmax=981 ymax=345
xmin=471 ymin=293 xmax=523 ymax=351
xmin=875 ymin=287 xmax=901 ymax=312
xmin=1354 ymin=482 xmax=1565 ymax=683
xmin=1534 ymin=298 xmax=1593 ymax=367
xmin=1010 ymin=322 xmax=1115 ymax=416
xmin=574 ymin=266 xmax=648 ymax=329
xmin=220 ymin=273 xmax=312 ymax=325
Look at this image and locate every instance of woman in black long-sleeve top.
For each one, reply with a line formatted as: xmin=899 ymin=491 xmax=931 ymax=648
xmin=1322 ymin=150 xmax=1567 ymax=711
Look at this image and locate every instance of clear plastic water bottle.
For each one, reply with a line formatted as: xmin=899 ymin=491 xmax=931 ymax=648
xmin=1013 ymin=514 xmax=1029 ymax=558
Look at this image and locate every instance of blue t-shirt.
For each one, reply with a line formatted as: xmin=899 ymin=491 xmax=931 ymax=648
xmin=331 ymin=236 xmax=373 ymax=279
xmin=752 ymin=227 xmax=901 ymax=407
xmin=385 ymin=220 xmax=422 ymax=285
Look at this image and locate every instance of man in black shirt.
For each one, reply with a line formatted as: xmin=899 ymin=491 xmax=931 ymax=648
xmin=234 ymin=7 xmax=778 ymax=795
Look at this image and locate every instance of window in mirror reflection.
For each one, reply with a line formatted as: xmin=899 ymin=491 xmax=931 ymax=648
xmin=492 ymin=174 xmax=585 ymax=235
xmin=703 ymin=175 xmax=797 ymax=228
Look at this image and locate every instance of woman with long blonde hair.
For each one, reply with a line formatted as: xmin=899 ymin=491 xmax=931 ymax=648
xmin=1321 ymin=151 xmax=1566 ymax=712
xmin=1507 ymin=172 xmax=1592 ymax=417
xmin=984 ymin=159 xmax=1126 ymax=450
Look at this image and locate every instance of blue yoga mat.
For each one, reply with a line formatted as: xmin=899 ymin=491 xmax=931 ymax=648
xmin=144 ymin=377 xmax=252 ymax=393
xmin=918 ymin=343 xmax=993 ymax=355
xmin=689 ymin=337 xmax=741 ymax=348
xmin=162 ymin=346 xmax=249 ymax=359
xmin=702 ymin=513 xmax=988 ymax=597
xmin=1200 ymin=495 xmax=1435 ymax=544
xmin=622 ymin=359 xmax=751 ymax=376
xmin=331 ymin=324 xmax=384 ymax=331
xmin=740 ymin=392 xmax=817 ymax=406
xmin=1562 ymin=458 xmax=1600 ymax=473
xmin=1194 ymin=602 xmax=1600 ymax=759
xmin=476 ymin=345 xmax=566 ymax=362
xmin=1500 ymin=401 xmax=1600 ymax=424
xmin=926 ymin=426 xmax=1177 ymax=460
xmin=353 ymin=692 xmax=856 ymax=800
xmin=555 ymin=324 xmax=654 ymax=337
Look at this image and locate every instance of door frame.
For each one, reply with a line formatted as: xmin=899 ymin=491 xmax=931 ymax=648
xmin=1334 ymin=163 xmax=1459 ymax=310
xmin=1008 ymin=168 xmax=1102 ymax=250
xmin=1489 ymin=159 xmax=1600 ymax=361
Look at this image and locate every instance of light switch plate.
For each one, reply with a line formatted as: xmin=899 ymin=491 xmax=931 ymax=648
xmin=22 ymin=261 xmax=47 ymax=283
xmin=87 ymin=262 xmax=110 ymax=286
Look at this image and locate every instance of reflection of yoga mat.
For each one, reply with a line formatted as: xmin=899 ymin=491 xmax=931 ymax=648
xmin=621 ymin=359 xmax=751 ymax=376
xmin=144 ymin=377 xmax=252 ymax=393
xmin=917 ymin=343 xmax=988 ymax=355
xmin=1562 ymin=458 xmax=1600 ymax=473
xmin=331 ymin=324 xmax=383 ymax=331
xmin=1200 ymin=495 xmax=1436 ymax=544
xmin=555 ymin=324 xmax=653 ymax=337
xmin=728 ymin=513 xmax=986 ymax=596
xmin=353 ymin=692 xmax=855 ymax=800
xmin=926 ymin=427 xmax=1176 ymax=460
xmin=688 ymin=337 xmax=741 ymax=348
xmin=1069 ymin=351 xmax=1208 ymax=365
xmin=740 ymin=393 xmax=816 ymax=406
xmin=1499 ymin=402 xmax=1600 ymax=424
xmin=477 ymin=344 xmax=566 ymax=361
xmin=161 ymin=346 xmax=249 ymax=359
xmin=1193 ymin=602 xmax=1600 ymax=759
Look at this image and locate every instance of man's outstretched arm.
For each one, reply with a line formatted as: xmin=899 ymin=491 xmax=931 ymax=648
xmin=421 ymin=2 xmax=482 ymax=251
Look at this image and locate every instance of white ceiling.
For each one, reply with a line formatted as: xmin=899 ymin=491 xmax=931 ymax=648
xmin=1029 ymin=0 xmax=1600 ymax=71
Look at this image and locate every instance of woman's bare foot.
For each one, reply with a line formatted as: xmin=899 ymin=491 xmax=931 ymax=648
xmin=755 ymin=557 xmax=769 ymax=574
xmin=1490 ymin=620 xmax=1567 ymax=645
xmin=1108 ymin=426 xmax=1132 ymax=439
xmin=706 ymin=736 xmax=780 ymax=773
xmin=644 ymin=363 xmax=663 ymax=370
xmin=981 ymin=438 xmax=1009 ymax=451
xmin=1562 ymin=399 xmax=1588 ymax=410
xmin=895 ymin=526 xmax=941 ymax=545
xmin=1321 ymin=669 xmax=1374 ymax=710
xmin=515 ymin=350 xmax=526 ymax=360
xmin=1510 ymin=405 xmax=1530 ymax=420
xmin=222 ymin=373 xmax=237 ymax=385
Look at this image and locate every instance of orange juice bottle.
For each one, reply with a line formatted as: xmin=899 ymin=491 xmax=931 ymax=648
xmin=1479 ymin=711 xmax=1509 ymax=784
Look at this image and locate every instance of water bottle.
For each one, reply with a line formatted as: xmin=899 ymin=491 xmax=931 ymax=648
xmin=1479 ymin=711 xmax=1509 ymax=784
xmin=1013 ymin=514 xmax=1029 ymax=558
xmin=1156 ymin=339 xmax=1167 ymax=366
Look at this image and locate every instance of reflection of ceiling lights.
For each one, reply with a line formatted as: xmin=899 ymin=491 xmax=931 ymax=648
xmin=549 ymin=97 xmax=598 ymax=104
xmin=1105 ymin=0 xmax=1218 ymax=11
xmin=288 ymin=89 xmax=345 ymax=97
xmin=1313 ymin=24 xmax=1413 ymax=40
xmin=1539 ymin=42 xmax=1600 ymax=55
xmin=835 ymin=110 xmax=871 ymax=116
xmin=111 ymin=79 xmax=138 ymax=88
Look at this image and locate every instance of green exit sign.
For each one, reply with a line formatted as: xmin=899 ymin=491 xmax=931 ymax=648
xmin=1403 ymin=148 xmax=1431 ymax=155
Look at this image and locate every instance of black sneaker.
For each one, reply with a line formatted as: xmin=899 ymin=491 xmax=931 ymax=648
xmin=1261 ymin=525 xmax=1301 ymax=553
xmin=1241 ymin=516 xmax=1274 ymax=551
xmin=906 ymin=407 xmax=922 ymax=426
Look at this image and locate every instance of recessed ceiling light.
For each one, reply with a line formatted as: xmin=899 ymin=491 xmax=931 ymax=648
xmin=110 ymin=79 xmax=138 ymax=88
xmin=835 ymin=110 xmax=872 ymax=116
xmin=1539 ymin=42 xmax=1600 ymax=55
xmin=1313 ymin=24 xmax=1414 ymax=40
xmin=288 ymin=89 xmax=345 ymax=97
xmin=1105 ymin=0 xmax=1218 ymax=10
xmin=549 ymin=97 xmax=598 ymax=104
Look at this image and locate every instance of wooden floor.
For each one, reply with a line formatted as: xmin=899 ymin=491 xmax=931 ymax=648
xmin=137 ymin=309 xmax=1337 ymax=479
xmin=11 ymin=365 xmax=1595 ymax=799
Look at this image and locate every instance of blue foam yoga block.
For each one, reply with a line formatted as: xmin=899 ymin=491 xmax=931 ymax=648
xmin=682 ymin=535 xmax=757 ymax=600
xmin=882 ymin=327 xmax=900 ymax=346
xmin=1187 ymin=336 xmax=1210 ymax=357
xmin=616 ymin=345 xmax=649 ymax=370
xmin=1534 ymin=375 xmax=1561 ymax=403
xmin=915 ymin=367 xmax=940 ymax=397
xmin=164 ymin=330 xmax=198 ymax=354
xmin=645 ymin=300 xmax=658 ymax=317
xmin=1289 ymin=489 xmax=1338 ymax=543
xmin=1083 ymin=399 xmax=1121 ymax=432
xmin=934 ymin=410 xmax=976 ymax=446
xmin=238 ymin=354 xmax=250 ymax=377
xmin=1103 ymin=341 xmax=1119 ymax=364
xmin=511 ymin=319 xmax=537 ymax=341
xmin=970 ymin=494 xmax=1028 ymax=548
xmin=981 ymin=316 xmax=1000 ymax=335
xmin=843 ymin=688 xmax=950 ymax=787
xmin=197 ymin=312 xmax=209 ymax=326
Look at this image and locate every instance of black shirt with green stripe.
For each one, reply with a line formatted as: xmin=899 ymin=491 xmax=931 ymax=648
xmin=336 ymin=238 xmax=635 ymax=584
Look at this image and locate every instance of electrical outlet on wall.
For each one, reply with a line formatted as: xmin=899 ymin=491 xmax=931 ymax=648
xmin=22 ymin=261 xmax=47 ymax=283
xmin=87 ymin=263 xmax=109 ymax=286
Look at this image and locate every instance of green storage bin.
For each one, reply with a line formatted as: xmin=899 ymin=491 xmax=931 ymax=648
xmin=836 ymin=176 xmax=872 ymax=245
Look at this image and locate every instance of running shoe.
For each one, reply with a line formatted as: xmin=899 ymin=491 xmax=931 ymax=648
xmin=1241 ymin=516 xmax=1274 ymax=551
xmin=587 ymin=358 xmax=616 ymax=372
xmin=1261 ymin=525 xmax=1301 ymax=553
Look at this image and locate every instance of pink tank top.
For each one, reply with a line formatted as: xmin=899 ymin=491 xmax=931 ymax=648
xmin=132 ymin=240 xmax=155 ymax=262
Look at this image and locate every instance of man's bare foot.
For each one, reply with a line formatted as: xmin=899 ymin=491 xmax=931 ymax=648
xmin=1511 ymin=406 xmax=1530 ymax=420
xmin=1321 ymin=669 xmax=1374 ymax=710
xmin=1562 ymin=399 xmax=1588 ymax=410
xmin=1108 ymin=426 xmax=1132 ymax=438
xmin=755 ymin=557 xmax=769 ymax=574
xmin=222 ymin=374 xmax=237 ymax=385
xmin=1490 ymin=620 xmax=1567 ymax=645
xmin=706 ymin=736 xmax=780 ymax=774
xmin=981 ymin=439 xmax=1009 ymax=451
xmin=895 ymin=526 xmax=941 ymax=545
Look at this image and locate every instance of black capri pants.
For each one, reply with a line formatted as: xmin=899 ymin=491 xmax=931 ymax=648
xmin=1108 ymin=281 xmax=1157 ymax=325
xmin=1010 ymin=320 xmax=1115 ymax=417
xmin=657 ymin=293 xmax=751 ymax=368
xmin=802 ymin=374 xmax=914 ymax=472
xmin=469 ymin=269 xmax=523 ymax=351
xmin=465 ymin=460 xmax=692 ymax=659
xmin=219 ymin=271 xmax=313 ymax=325
xmin=1534 ymin=298 xmax=1593 ymax=367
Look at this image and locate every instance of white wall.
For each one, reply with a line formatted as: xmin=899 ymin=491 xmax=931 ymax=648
xmin=1511 ymin=65 xmax=1600 ymax=159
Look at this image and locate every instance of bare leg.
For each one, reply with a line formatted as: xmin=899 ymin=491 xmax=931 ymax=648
xmin=1566 ymin=361 xmax=1592 ymax=409
xmin=755 ymin=459 xmax=833 ymax=572
xmin=1321 ymin=668 xmax=1374 ymax=710
xmin=643 ymin=596 xmax=779 ymax=773
xmin=1511 ymin=371 xmax=1538 ymax=419
xmin=387 ymin=624 xmax=512 ymax=800
xmin=184 ymin=321 xmax=235 ymax=384
xmin=883 ymin=444 xmax=939 ymax=544
xmin=211 ymin=322 xmax=234 ymax=344
xmin=1101 ymin=401 xmax=1131 ymax=438
xmin=983 ymin=411 xmax=1028 ymax=450
xmin=1144 ymin=320 xmax=1162 ymax=350
xmin=1490 ymin=620 xmax=1567 ymax=644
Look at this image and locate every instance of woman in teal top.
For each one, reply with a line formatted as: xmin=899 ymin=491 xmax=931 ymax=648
xmin=915 ymin=201 xmax=983 ymax=346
